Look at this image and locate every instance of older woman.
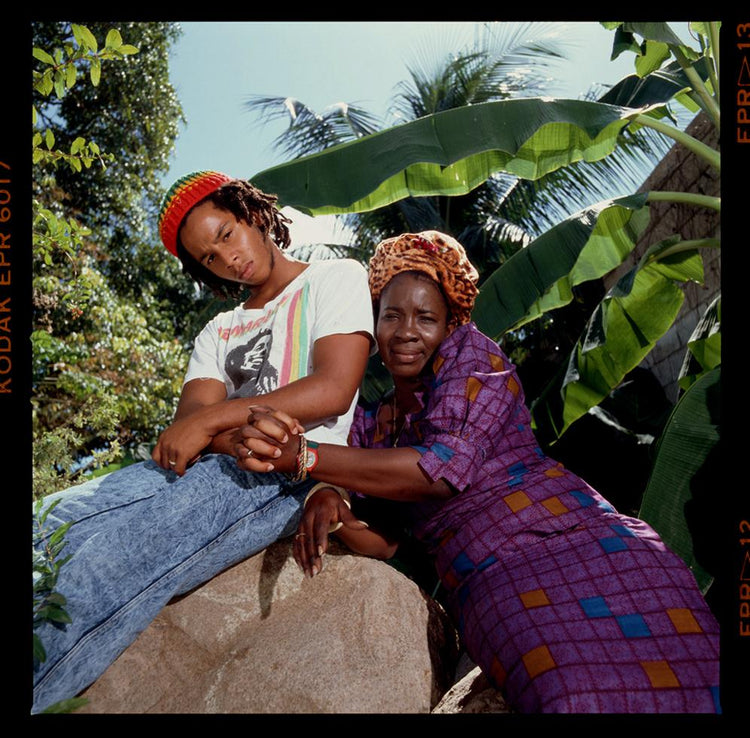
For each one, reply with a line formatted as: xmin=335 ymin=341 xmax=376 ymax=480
xmin=238 ymin=230 xmax=720 ymax=714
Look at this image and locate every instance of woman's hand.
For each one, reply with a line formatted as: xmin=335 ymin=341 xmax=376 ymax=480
xmin=234 ymin=406 xmax=304 ymax=473
xmin=293 ymin=488 xmax=368 ymax=577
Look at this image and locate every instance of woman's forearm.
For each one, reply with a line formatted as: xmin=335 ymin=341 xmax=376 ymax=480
xmin=335 ymin=525 xmax=399 ymax=559
xmin=310 ymin=444 xmax=453 ymax=502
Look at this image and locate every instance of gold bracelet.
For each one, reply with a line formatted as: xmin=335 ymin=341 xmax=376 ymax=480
xmin=289 ymin=434 xmax=308 ymax=483
xmin=304 ymin=482 xmax=351 ymax=509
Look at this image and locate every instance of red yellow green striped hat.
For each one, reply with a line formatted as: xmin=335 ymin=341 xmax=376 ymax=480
xmin=158 ymin=170 xmax=234 ymax=256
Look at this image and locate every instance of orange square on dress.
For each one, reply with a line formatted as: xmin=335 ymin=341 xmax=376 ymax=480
xmin=542 ymin=497 xmax=569 ymax=516
xmin=667 ymin=608 xmax=703 ymax=634
xmin=520 ymin=589 xmax=551 ymax=609
xmin=505 ymin=491 xmax=532 ymax=513
xmin=523 ymin=645 xmax=556 ymax=679
xmin=641 ymin=660 xmax=680 ymax=688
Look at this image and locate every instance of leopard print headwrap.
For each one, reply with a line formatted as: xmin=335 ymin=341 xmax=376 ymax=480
xmin=368 ymin=231 xmax=479 ymax=326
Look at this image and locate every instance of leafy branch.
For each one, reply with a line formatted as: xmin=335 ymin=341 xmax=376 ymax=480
xmin=33 ymin=499 xmax=73 ymax=665
xmin=32 ymin=25 xmax=137 ymax=174
xmin=32 ymin=25 xmax=138 ymax=100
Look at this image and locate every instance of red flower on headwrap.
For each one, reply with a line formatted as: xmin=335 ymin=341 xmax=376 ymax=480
xmin=413 ymin=236 xmax=439 ymax=253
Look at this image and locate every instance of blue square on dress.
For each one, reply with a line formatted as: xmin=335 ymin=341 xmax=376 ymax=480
xmin=580 ymin=596 xmax=612 ymax=618
xmin=616 ymin=614 xmax=651 ymax=638
xmin=452 ymin=552 xmax=475 ymax=577
xmin=599 ymin=536 xmax=628 ymax=553
xmin=432 ymin=442 xmax=455 ymax=462
xmin=477 ymin=555 xmax=497 ymax=572
xmin=611 ymin=524 xmax=636 ymax=538
xmin=507 ymin=461 xmax=527 ymax=486
xmin=711 ymin=685 xmax=722 ymax=713
xmin=570 ymin=490 xmax=595 ymax=508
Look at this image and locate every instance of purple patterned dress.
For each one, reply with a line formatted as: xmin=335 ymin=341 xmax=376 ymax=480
xmin=348 ymin=323 xmax=720 ymax=713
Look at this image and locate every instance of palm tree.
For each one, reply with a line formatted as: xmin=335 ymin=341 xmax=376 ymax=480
xmin=244 ymin=23 xmax=676 ymax=393
xmin=245 ymin=23 xmax=565 ymax=263
xmin=244 ymin=22 xmax=673 ymax=275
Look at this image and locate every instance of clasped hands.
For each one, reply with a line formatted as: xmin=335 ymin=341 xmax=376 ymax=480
xmin=236 ymin=406 xmax=367 ymax=577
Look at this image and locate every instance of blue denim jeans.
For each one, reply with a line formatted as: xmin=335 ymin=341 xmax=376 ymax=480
xmin=32 ymin=454 xmax=312 ymax=713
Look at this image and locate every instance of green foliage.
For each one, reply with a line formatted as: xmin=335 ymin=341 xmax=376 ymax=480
xmin=31 ymin=22 xmax=188 ymax=487
xmin=32 ymin=392 xmax=123 ymax=501
xmin=678 ymin=295 xmax=721 ymax=392
xmin=33 ymin=499 xmax=89 ymax=712
xmin=31 ymin=24 xmax=136 ymax=171
xmin=33 ymin=499 xmax=73 ymax=665
xmin=638 ymin=367 xmax=721 ymax=592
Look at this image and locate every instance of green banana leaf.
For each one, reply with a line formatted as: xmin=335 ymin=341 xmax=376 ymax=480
xmin=599 ymin=58 xmax=712 ymax=111
xmin=678 ymin=295 xmax=721 ymax=391
xmin=604 ymin=22 xmax=702 ymax=61
xmin=532 ymin=243 xmax=704 ymax=442
xmin=472 ymin=194 xmax=650 ymax=339
xmin=638 ymin=366 xmax=720 ymax=592
xmin=251 ymin=98 xmax=655 ymax=216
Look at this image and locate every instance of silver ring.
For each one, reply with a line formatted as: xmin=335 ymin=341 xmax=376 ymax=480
xmin=168 ymin=460 xmax=177 ymax=466
xmin=295 ymin=532 xmax=307 ymax=539
xmin=247 ymin=448 xmax=254 ymax=457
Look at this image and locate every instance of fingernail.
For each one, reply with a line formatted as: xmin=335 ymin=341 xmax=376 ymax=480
xmin=274 ymin=448 xmax=281 ymax=458
xmin=317 ymin=545 xmax=324 ymax=557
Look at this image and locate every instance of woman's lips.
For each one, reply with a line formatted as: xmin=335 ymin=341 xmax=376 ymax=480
xmin=390 ymin=348 xmax=423 ymax=363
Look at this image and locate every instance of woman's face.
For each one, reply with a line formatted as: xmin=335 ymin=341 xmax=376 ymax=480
xmin=179 ymin=201 xmax=275 ymax=286
xmin=376 ymin=272 xmax=452 ymax=381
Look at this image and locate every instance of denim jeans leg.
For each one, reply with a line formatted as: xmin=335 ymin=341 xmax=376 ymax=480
xmin=32 ymin=454 xmax=309 ymax=713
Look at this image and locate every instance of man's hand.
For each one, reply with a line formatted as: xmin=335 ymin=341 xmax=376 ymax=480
xmin=152 ymin=412 xmax=214 ymax=476
xmin=234 ymin=406 xmax=304 ymax=474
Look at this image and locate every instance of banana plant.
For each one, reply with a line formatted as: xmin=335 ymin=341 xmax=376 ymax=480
xmin=251 ymin=22 xmax=720 ymax=440
xmin=637 ymin=298 xmax=721 ymax=594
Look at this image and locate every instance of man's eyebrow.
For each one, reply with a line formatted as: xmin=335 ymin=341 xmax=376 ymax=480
xmin=213 ymin=220 xmax=231 ymax=241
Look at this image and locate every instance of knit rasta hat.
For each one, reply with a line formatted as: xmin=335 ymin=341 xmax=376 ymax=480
xmin=368 ymin=231 xmax=479 ymax=326
xmin=158 ymin=170 xmax=234 ymax=256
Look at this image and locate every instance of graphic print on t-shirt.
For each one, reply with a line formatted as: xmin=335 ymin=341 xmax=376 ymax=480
xmin=225 ymin=327 xmax=278 ymax=395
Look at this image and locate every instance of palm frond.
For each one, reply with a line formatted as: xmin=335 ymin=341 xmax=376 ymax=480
xmin=243 ymin=94 xmax=382 ymax=158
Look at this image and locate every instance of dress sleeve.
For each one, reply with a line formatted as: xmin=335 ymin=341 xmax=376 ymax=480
xmin=414 ymin=325 xmax=523 ymax=492
xmin=346 ymin=403 xmax=368 ymax=449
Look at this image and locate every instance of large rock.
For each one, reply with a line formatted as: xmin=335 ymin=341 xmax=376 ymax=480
xmin=78 ymin=539 xmax=459 ymax=713
xmin=431 ymin=664 xmax=512 ymax=714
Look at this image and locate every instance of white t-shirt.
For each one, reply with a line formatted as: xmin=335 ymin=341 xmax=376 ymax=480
xmin=183 ymin=258 xmax=374 ymax=446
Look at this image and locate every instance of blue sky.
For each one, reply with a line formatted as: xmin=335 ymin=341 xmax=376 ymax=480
xmin=161 ymin=21 xmax=687 ymax=245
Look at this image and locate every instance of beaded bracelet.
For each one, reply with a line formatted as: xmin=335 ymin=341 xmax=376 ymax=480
xmin=289 ymin=434 xmax=308 ymax=483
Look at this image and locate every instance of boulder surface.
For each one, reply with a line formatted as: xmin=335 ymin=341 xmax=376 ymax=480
xmin=78 ymin=540 xmax=460 ymax=713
